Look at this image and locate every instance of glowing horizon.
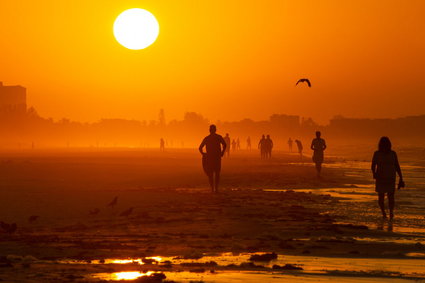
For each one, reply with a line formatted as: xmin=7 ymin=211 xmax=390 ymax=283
xmin=1 ymin=1 xmax=424 ymax=124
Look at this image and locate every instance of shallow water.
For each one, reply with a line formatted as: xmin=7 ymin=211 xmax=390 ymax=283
xmin=85 ymin=252 xmax=425 ymax=282
xmin=92 ymin=270 xmax=417 ymax=282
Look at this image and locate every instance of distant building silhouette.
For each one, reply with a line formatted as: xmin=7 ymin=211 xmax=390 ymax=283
xmin=0 ymin=82 xmax=26 ymax=114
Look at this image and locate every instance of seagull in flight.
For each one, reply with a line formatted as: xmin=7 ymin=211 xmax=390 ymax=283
xmin=296 ymin=78 xmax=311 ymax=87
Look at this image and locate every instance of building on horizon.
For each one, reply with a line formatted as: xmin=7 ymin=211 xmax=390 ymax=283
xmin=0 ymin=81 xmax=27 ymax=115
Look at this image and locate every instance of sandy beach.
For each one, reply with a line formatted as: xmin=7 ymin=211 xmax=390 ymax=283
xmin=0 ymin=147 xmax=424 ymax=282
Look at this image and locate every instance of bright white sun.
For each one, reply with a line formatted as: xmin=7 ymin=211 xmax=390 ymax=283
xmin=113 ymin=8 xmax=159 ymax=50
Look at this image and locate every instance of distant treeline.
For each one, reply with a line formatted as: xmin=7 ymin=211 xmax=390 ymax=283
xmin=0 ymin=108 xmax=424 ymax=148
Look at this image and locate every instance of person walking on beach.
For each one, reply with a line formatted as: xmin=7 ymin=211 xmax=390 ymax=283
xmin=258 ymin=135 xmax=266 ymax=159
xmin=295 ymin=139 xmax=303 ymax=159
xmin=237 ymin=138 xmax=241 ymax=150
xmin=288 ymin=138 xmax=293 ymax=152
xmin=311 ymin=131 xmax=326 ymax=177
xmin=265 ymin=135 xmax=274 ymax=158
xmin=199 ymin=125 xmax=227 ymax=193
xmin=160 ymin=138 xmax=165 ymax=152
xmin=371 ymin=136 xmax=404 ymax=220
xmin=247 ymin=136 xmax=251 ymax=150
xmin=224 ymin=133 xmax=231 ymax=157
xmin=232 ymin=139 xmax=237 ymax=152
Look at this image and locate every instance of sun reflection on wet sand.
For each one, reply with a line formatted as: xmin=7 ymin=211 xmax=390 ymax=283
xmin=93 ymin=271 xmax=155 ymax=280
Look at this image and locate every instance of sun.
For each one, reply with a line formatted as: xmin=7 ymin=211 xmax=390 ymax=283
xmin=113 ymin=8 xmax=159 ymax=50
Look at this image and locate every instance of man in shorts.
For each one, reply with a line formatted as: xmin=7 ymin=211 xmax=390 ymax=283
xmin=199 ymin=125 xmax=227 ymax=193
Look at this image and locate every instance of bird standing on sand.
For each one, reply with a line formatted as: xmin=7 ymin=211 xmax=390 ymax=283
xmin=28 ymin=215 xmax=39 ymax=223
xmin=296 ymin=78 xmax=311 ymax=87
xmin=89 ymin=208 xmax=100 ymax=216
xmin=107 ymin=196 xmax=118 ymax=208
xmin=0 ymin=221 xmax=17 ymax=234
xmin=119 ymin=207 xmax=133 ymax=217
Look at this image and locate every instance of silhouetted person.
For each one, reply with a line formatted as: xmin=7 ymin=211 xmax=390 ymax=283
xmin=232 ymin=139 xmax=237 ymax=152
xmin=160 ymin=138 xmax=165 ymax=152
xmin=295 ymin=139 xmax=303 ymax=159
xmin=288 ymin=138 xmax=293 ymax=152
xmin=265 ymin=135 xmax=273 ymax=158
xmin=258 ymin=135 xmax=266 ymax=159
xmin=311 ymin=131 xmax=326 ymax=177
xmin=371 ymin=137 xmax=404 ymax=220
xmin=199 ymin=125 xmax=227 ymax=193
xmin=224 ymin=133 xmax=231 ymax=157
xmin=247 ymin=136 xmax=251 ymax=150
xmin=236 ymin=138 xmax=241 ymax=150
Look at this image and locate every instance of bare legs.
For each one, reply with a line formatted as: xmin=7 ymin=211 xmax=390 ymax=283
xmin=315 ymin=162 xmax=322 ymax=177
xmin=207 ymin=172 xmax=220 ymax=193
xmin=378 ymin=192 xmax=395 ymax=219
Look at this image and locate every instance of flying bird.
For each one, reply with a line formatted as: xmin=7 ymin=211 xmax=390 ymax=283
xmin=119 ymin=207 xmax=134 ymax=217
xmin=296 ymin=78 xmax=311 ymax=87
xmin=107 ymin=196 xmax=118 ymax=208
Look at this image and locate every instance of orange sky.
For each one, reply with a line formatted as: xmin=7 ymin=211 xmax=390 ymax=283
xmin=1 ymin=0 xmax=424 ymax=124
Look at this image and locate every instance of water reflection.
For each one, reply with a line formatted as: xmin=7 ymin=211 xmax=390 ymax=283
xmin=87 ymin=252 xmax=425 ymax=281
xmin=93 ymin=271 xmax=155 ymax=280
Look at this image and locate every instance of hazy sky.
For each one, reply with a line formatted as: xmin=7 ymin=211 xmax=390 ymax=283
xmin=1 ymin=0 xmax=424 ymax=124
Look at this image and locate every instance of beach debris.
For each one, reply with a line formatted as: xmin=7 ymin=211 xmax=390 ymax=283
xmin=0 ymin=221 xmax=17 ymax=234
xmin=107 ymin=196 xmax=118 ymax=208
xmin=176 ymin=250 xmax=204 ymax=260
xmin=249 ymin=252 xmax=278 ymax=262
xmin=181 ymin=261 xmax=218 ymax=267
xmin=134 ymin=272 xmax=166 ymax=282
xmin=142 ymin=257 xmax=158 ymax=265
xmin=28 ymin=215 xmax=39 ymax=223
xmin=119 ymin=207 xmax=134 ymax=217
xmin=296 ymin=78 xmax=311 ymax=87
xmin=272 ymin=264 xmax=303 ymax=270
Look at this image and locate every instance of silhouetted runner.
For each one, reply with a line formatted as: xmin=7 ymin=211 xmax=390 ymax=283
xmin=311 ymin=131 xmax=326 ymax=177
xmin=371 ymin=136 xmax=404 ymax=220
xmin=199 ymin=125 xmax=227 ymax=193
xmin=224 ymin=133 xmax=231 ymax=157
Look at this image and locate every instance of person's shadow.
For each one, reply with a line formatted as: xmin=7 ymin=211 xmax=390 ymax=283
xmin=376 ymin=219 xmax=393 ymax=232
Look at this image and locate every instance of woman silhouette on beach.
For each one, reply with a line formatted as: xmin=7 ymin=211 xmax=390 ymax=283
xmin=371 ymin=137 xmax=404 ymax=220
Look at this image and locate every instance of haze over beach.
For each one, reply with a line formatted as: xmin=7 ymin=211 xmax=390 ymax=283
xmin=1 ymin=1 xmax=425 ymax=283
xmin=1 ymin=1 xmax=425 ymax=124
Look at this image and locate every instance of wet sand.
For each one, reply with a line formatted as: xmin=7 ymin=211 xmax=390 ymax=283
xmin=0 ymin=148 xmax=424 ymax=282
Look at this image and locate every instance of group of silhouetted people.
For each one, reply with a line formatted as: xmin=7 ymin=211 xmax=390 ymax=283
xmin=199 ymin=125 xmax=404 ymax=220
xmin=258 ymin=135 xmax=273 ymax=159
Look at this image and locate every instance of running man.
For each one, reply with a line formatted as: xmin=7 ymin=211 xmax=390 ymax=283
xmin=311 ymin=131 xmax=326 ymax=177
xmin=199 ymin=125 xmax=227 ymax=193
